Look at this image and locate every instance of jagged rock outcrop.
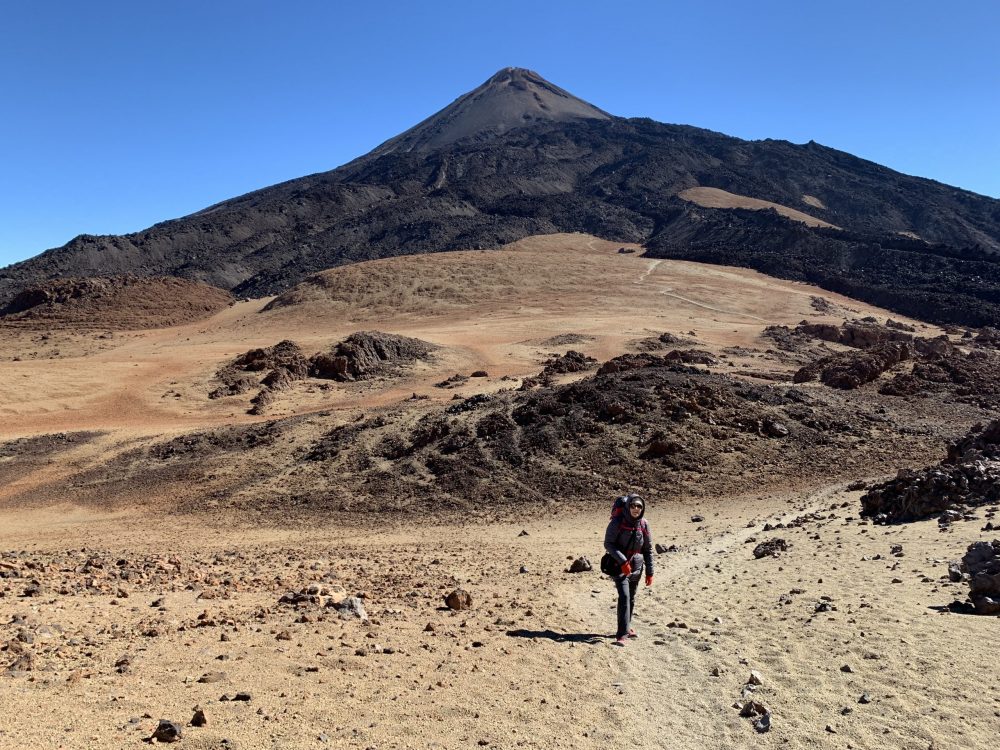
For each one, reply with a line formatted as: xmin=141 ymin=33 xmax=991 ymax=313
xmin=860 ymin=420 xmax=1000 ymax=522
xmin=309 ymin=331 xmax=437 ymax=382
xmin=793 ymin=342 xmax=912 ymax=389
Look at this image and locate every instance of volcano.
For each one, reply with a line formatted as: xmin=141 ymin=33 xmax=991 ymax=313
xmin=367 ymin=67 xmax=611 ymax=155
xmin=2 ymin=67 xmax=999 ymax=326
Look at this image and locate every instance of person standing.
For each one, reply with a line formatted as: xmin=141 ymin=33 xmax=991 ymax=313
xmin=604 ymin=495 xmax=653 ymax=646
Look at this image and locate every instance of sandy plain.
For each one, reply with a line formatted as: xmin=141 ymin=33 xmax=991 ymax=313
xmin=1 ymin=234 xmax=996 ymax=749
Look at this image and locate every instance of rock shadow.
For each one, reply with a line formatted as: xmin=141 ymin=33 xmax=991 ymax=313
xmin=506 ymin=628 xmax=608 ymax=644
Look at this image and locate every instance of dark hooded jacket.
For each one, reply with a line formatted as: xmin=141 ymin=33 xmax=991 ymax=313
xmin=604 ymin=504 xmax=654 ymax=580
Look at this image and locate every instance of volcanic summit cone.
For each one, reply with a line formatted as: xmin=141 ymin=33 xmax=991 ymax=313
xmin=368 ymin=67 xmax=611 ymax=155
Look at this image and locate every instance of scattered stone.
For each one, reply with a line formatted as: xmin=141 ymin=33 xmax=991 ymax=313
xmin=21 ymin=581 xmax=42 ymax=597
xmin=445 ymin=589 xmax=473 ymax=611
xmin=568 ymin=557 xmax=592 ymax=573
xmin=840 ymin=664 xmax=854 ymax=673
xmin=329 ymin=596 xmax=368 ymax=622
xmin=859 ymin=693 xmax=872 ymax=704
xmin=748 ymin=670 xmax=763 ymax=686
xmin=5 ymin=652 xmax=34 ymax=674
xmin=753 ymin=539 xmax=788 ymax=559
xmin=191 ymin=708 xmax=207 ymax=727
xmin=151 ymin=720 xmax=183 ymax=743
xmin=762 ymin=417 xmax=789 ymax=438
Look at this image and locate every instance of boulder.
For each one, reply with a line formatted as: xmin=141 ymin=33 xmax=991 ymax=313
xmin=568 ymin=557 xmax=592 ymax=573
xmin=445 ymin=589 xmax=473 ymax=611
xmin=329 ymin=596 xmax=368 ymax=621
xmin=753 ymin=539 xmax=788 ymax=559
xmin=961 ymin=540 xmax=1000 ymax=615
xmin=151 ymin=720 xmax=183 ymax=743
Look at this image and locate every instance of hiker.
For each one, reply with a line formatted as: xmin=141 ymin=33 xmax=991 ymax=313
xmin=604 ymin=494 xmax=653 ymax=646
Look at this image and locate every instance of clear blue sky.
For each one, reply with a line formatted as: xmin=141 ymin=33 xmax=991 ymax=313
xmin=2 ymin=0 xmax=997 ymax=267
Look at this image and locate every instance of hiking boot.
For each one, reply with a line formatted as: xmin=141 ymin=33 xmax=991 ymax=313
xmin=628 ymin=628 xmax=638 ymax=639
xmin=614 ymin=636 xmax=628 ymax=647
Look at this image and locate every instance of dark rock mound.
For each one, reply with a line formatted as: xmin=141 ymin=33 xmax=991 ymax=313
xmin=879 ymin=350 xmax=1000 ymax=407
xmin=597 ymin=351 xmax=713 ymax=376
xmin=211 ymin=340 xmax=310 ymax=406
xmin=309 ymin=331 xmax=437 ymax=382
xmin=0 ymin=276 xmax=233 ymax=330
xmin=793 ymin=342 xmax=912 ymax=389
xmin=541 ymin=350 xmax=597 ymax=375
xmin=635 ymin=332 xmax=696 ymax=351
xmin=211 ymin=333 xmax=436 ymax=413
xmin=860 ymin=420 xmax=1000 ymax=522
xmin=233 ymin=340 xmax=309 ymax=375
xmin=664 ymin=349 xmax=718 ymax=366
xmin=974 ymin=327 xmax=1000 ymax=349
xmin=794 ymin=318 xmax=914 ymax=349
xmin=948 ymin=421 xmax=1000 ymax=463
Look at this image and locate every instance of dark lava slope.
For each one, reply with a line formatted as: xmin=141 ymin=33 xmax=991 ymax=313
xmin=2 ymin=67 xmax=999 ymax=325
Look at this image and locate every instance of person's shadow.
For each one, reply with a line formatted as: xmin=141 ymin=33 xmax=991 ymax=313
xmin=506 ymin=628 xmax=608 ymax=644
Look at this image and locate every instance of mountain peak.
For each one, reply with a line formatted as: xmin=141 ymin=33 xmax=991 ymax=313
xmin=370 ymin=67 xmax=611 ymax=156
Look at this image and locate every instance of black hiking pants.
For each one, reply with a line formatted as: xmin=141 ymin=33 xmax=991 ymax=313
xmin=614 ymin=574 xmax=639 ymax=638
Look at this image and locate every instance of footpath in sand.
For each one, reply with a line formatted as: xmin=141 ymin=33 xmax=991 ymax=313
xmin=1 ymin=482 xmax=998 ymax=750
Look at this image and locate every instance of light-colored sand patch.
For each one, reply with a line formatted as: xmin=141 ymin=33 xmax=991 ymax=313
xmin=0 ymin=233 xmax=934 ymax=444
xmin=679 ymin=187 xmax=838 ymax=229
xmin=801 ymin=194 xmax=827 ymax=209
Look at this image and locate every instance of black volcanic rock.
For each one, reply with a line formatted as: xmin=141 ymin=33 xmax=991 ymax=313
xmin=1 ymin=68 xmax=999 ymax=326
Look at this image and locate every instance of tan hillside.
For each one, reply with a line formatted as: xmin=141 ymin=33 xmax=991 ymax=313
xmin=679 ymin=187 xmax=839 ymax=229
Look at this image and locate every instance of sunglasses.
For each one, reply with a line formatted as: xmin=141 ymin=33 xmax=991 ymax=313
xmin=628 ymin=503 xmax=643 ymax=509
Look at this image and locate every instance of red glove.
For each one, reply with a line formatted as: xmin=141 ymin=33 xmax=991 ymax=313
xmin=645 ymin=575 xmax=653 ymax=587
xmin=619 ymin=561 xmax=632 ymax=577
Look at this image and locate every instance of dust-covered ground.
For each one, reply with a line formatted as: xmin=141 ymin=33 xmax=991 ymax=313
xmin=1 ymin=234 xmax=998 ymax=748
xmin=1 ymin=487 xmax=997 ymax=750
